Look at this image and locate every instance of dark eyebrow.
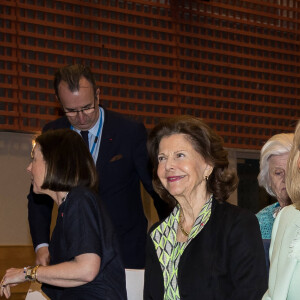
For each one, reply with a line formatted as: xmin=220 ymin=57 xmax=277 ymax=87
xmin=82 ymin=103 xmax=92 ymax=108
xmin=65 ymin=103 xmax=92 ymax=111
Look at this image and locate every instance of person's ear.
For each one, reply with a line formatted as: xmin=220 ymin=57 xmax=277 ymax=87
xmin=205 ymin=164 xmax=213 ymax=177
xmin=55 ymin=95 xmax=63 ymax=110
xmin=95 ymin=88 xmax=100 ymax=105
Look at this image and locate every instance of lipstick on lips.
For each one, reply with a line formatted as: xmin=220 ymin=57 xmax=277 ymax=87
xmin=167 ymin=176 xmax=184 ymax=182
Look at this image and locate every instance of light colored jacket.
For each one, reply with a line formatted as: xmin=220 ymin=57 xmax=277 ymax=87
xmin=262 ymin=204 xmax=300 ymax=300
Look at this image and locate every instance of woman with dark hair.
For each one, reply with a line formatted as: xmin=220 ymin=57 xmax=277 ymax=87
xmin=144 ymin=116 xmax=267 ymax=300
xmin=0 ymin=129 xmax=127 ymax=300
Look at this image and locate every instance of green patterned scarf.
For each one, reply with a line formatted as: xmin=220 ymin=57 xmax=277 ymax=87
xmin=150 ymin=195 xmax=213 ymax=299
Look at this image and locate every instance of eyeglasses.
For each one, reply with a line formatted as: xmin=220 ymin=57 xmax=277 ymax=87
xmin=63 ymin=100 xmax=96 ymax=117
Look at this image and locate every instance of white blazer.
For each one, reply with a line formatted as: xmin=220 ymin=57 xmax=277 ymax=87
xmin=262 ymin=204 xmax=300 ymax=300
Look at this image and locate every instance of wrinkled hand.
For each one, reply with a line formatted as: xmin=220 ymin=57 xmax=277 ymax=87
xmin=0 ymin=268 xmax=24 ymax=299
xmin=36 ymin=247 xmax=50 ymax=266
xmin=0 ymin=284 xmax=11 ymax=299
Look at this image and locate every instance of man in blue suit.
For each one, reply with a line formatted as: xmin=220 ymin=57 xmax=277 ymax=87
xmin=28 ymin=64 xmax=169 ymax=269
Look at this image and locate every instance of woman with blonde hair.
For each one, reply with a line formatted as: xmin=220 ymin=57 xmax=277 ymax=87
xmin=263 ymin=121 xmax=300 ymax=300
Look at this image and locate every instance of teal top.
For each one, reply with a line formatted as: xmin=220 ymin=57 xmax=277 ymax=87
xmin=256 ymin=202 xmax=281 ymax=240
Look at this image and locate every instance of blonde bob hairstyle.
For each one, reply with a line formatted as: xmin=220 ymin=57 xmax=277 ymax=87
xmin=286 ymin=121 xmax=300 ymax=210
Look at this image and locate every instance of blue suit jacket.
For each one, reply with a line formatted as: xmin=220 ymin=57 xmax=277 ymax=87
xmin=28 ymin=108 xmax=169 ymax=268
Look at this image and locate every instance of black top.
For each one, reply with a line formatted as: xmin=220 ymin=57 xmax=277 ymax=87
xmin=28 ymin=109 xmax=171 ymax=269
xmin=144 ymin=198 xmax=268 ymax=300
xmin=42 ymin=186 xmax=127 ymax=300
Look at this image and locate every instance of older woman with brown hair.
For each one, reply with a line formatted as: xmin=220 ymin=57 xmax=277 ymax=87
xmin=263 ymin=121 xmax=300 ymax=300
xmin=144 ymin=116 xmax=267 ymax=300
xmin=0 ymin=129 xmax=126 ymax=300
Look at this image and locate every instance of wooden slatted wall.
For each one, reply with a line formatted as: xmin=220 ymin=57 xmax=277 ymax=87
xmin=0 ymin=0 xmax=299 ymax=149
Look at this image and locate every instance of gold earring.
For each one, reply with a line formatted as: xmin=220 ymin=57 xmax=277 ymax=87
xmin=205 ymin=175 xmax=208 ymax=181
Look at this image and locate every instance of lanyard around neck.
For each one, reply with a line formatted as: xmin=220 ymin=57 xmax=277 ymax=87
xmin=70 ymin=108 xmax=103 ymax=156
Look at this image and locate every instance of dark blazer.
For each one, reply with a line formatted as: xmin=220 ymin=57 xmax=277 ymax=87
xmin=144 ymin=198 xmax=268 ymax=300
xmin=28 ymin=108 xmax=168 ymax=269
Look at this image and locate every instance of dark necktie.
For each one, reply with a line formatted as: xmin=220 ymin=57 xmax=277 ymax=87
xmin=80 ymin=130 xmax=89 ymax=150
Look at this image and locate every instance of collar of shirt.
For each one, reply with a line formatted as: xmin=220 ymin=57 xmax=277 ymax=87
xmin=72 ymin=106 xmax=103 ymax=138
xmin=71 ymin=107 xmax=104 ymax=163
xmin=89 ymin=107 xmax=103 ymax=138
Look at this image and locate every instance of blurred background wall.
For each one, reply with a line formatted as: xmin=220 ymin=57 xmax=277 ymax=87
xmin=1 ymin=0 xmax=299 ymax=244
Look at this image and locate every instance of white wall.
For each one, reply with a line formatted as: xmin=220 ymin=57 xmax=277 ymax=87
xmin=0 ymin=131 xmax=35 ymax=245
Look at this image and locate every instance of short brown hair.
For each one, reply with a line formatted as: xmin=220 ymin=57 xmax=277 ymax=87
xmin=147 ymin=116 xmax=238 ymax=206
xmin=53 ymin=64 xmax=97 ymax=101
xmin=286 ymin=120 xmax=300 ymax=210
xmin=36 ymin=129 xmax=98 ymax=192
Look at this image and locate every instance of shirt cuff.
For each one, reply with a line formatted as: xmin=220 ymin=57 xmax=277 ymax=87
xmin=35 ymin=243 xmax=49 ymax=253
